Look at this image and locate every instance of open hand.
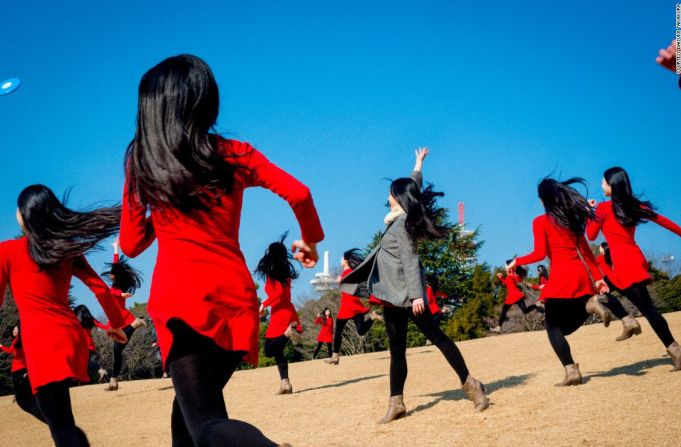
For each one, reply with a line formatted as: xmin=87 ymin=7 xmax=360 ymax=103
xmin=595 ymin=279 xmax=610 ymax=295
xmin=656 ymin=39 xmax=678 ymax=73
xmin=411 ymin=298 xmax=425 ymax=315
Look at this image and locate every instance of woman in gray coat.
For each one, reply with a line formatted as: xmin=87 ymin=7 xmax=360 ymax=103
xmin=341 ymin=148 xmax=489 ymax=423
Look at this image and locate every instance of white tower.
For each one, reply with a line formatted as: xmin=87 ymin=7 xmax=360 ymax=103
xmin=310 ymin=250 xmax=337 ymax=292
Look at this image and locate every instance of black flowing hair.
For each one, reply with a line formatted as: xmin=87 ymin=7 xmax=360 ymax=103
xmin=74 ymin=305 xmax=96 ymax=330
xmin=255 ymin=233 xmax=299 ymax=285
xmin=343 ymin=248 xmax=365 ymax=270
xmin=18 ymin=185 xmax=121 ymax=267
xmin=603 ymin=167 xmax=657 ymax=227
xmin=537 ymin=177 xmax=594 ymax=236
xmin=426 ymin=274 xmax=441 ymax=293
xmin=537 ymin=264 xmax=549 ymax=281
xmin=600 ymin=242 xmax=612 ymax=266
xmin=124 ymin=54 xmax=237 ymax=213
xmin=390 ymin=178 xmax=449 ymax=242
xmin=101 ymin=255 xmax=143 ymax=293
xmin=322 ymin=307 xmax=332 ymax=321
xmin=506 ymin=259 xmax=528 ymax=279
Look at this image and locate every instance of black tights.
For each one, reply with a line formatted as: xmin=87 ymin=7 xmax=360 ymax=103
xmin=167 ymin=320 xmax=278 ymax=447
xmin=312 ymin=342 xmax=332 ymax=359
xmin=264 ymin=336 xmax=289 ymax=380
xmin=34 ymin=380 xmax=89 ymax=447
xmin=332 ymin=313 xmax=374 ymax=353
xmin=498 ymin=300 xmax=543 ymax=326
xmin=12 ymin=370 xmax=45 ymax=423
xmin=544 ymin=296 xmax=590 ymax=366
xmin=383 ymin=305 xmax=469 ymax=396
xmin=112 ymin=324 xmax=136 ymax=378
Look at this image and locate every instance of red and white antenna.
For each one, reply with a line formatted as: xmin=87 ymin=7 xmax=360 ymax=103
xmin=458 ymin=202 xmax=465 ymax=227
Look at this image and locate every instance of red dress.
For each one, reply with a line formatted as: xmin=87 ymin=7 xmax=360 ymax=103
xmin=315 ymin=316 xmax=333 ymax=343
xmin=587 ymin=201 xmax=681 ymax=290
xmin=0 ymin=237 xmax=127 ymax=393
xmin=596 ymin=255 xmax=614 ymax=280
xmin=262 ymin=278 xmax=302 ymax=339
xmin=516 ymin=215 xmax=602 ymax=300
xmin=0 ymin=338 xmax=27 ymax=373
xmin=499 ymin=273 xmax=525 ymax=305
xmin=337 ymin=268 xmax=370 ymax=319
xmin=426 ymin=285 xmax=445 ymax=314
xmin=120 ymin=138 xmax=324 ymax=367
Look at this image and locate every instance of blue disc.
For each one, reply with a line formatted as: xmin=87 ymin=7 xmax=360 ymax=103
xmin=0 ymin=78 xmax=21 ymax=95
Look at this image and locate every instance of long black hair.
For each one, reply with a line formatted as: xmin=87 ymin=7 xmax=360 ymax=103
xmin=13 ymin=324 xmax=21 ymax=349
xmin=321 ymin=307 xmax=332 ymax=321
xmin=343 ymin=248 xmax=365 ymax=270
xmin=390 ymin=178 xmax=449 ymax=242
xmin=506 ymin=259 xmax=528 ymax=279
xmin=74 ymin=305 xmax=96 ymax=330
xmin=255 ymin=233 xmax=299 ymax=285
xmin=600 ymin=242 xmax=612 ymax=266
xmin=18 ymin=185 xmax=121 ymax=267
xmin=101 ymin=255 xmax=143 ymax=293
xmin=603 ymin=167 xmax=656 ymax=227
xmin=537 ymin=264 xmax=549 ymax=281
xmin=537 ymin=177 xmax=594 ymax=236
xmin=125 ymin=54 xmax=237 ymax=213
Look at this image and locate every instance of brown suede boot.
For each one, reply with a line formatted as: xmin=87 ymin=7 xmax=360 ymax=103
xmin=324 ymin=352 xmax=340 ymax=365
xmin=378 ymin=395 xmax=406 ymax=424
xmin=105 ymin=377 xmax=119 ymax=391
xmin=586 ymin=296 xmax=612 ymax=327
xmin=276 ymin=378 xmax=293 ymax=395
xmin=667 ymin=341 xmax=681 ymax=371
xmin=555 ymin=364 xmax=582 ymax=386
xmin=616 ymin=316 xmax=642 ymax=341
xmin=462 ymin=376 xmax=490 ymax=412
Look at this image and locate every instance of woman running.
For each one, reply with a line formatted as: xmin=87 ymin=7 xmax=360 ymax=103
xmin=313 ymin=308 xmax=334 ymax=359
xmin=0 ymin=184 xmax=127 ymax=447
xmin=341 ymin=148 xmax=489 ymax=423
xmin=491 ymin=262 xmax=544 ymax=333
xmin=326 ymin=249 xmax=382 ymax=365
xmin=587 ymin=167 xmax=681 ymax=369
xmin=73 ymin=305 xmax=109 ymax=383
xmin=508 ymin=177 xmax=611 ymax=386
xmin=120 ymin=54 xmax=322 ymax=446
xmin=257 ymin=235 xmax=303 ymax=395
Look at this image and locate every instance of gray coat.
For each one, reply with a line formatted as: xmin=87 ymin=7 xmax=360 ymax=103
xmin=340 ymin=171 xmax=425 ymax=308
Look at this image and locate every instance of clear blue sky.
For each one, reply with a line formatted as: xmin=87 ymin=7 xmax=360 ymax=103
xmin=1 ymin=1 xmax=680 ymax=314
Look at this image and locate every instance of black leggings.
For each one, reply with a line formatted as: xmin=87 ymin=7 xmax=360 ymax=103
xmin=112 ymin=324 xmax=136 ymax=378
xmin=313 ymin=342 xmax=332 ymax=359
xmin=544 ymin=296 xmax=590 ymax=366
xmin=383 ymin=305 xmax=469 ymax=396
xmin=12 ymin=369 xmax=46 ymax=423
xmin=166 ymin=320 xmax=278 ymax=447
xmin=34 ymin=380 xmax=90 ymax=447
xmin=87 ymin=351 xmax=102 ymax=374
xmin=498 ymin=300 xmax=543 ymax=326
xmin=264 ymin=336 xmax=289 ymax=380
xmin=601 ymin=276 xmax=631 ymax=320
xmin=332 ymin=313 xmax=374 ymax=353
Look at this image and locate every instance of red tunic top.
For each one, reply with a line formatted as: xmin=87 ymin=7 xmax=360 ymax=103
xmin=314 ymin=316 xmax=334 ymax=342
xmin=120 ymin=139 xmax=324 ymax=367
xmin=82 ymin=320 xmax=109 ymax=353
xmin=337 ymin=268 xmax=370 ymax=319
xmin=530 ymin=276 xmax=548 ymax=290
xmin=0 ymin=338 xmax=27 ymax=373
xmin=596 ymin=255 xmax=614 ymax=280
xmin=498 ymin=273 xmax=525 ymax=305
xmin=587 ymin=201 xmax=681 ymax=290
xmin=263 ymin=278 xmax=302 ymax=339
xmin=0 ymin=237 xmax=127 ymax=393
xmin=516 ymin=215 xmax=602 ymax=300
xmin=426 ymin=285 xmax=445 ymax=314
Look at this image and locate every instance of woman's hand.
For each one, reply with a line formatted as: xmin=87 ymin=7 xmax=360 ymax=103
xmin=595 ymin=279 xmax=610 ymax=295
xmin=107 ymin=327 xmax=128 ymax=344
xmin=656 ymin=39 xmax=678 ymax=73
xmin=505 ymin=258 xmax=517 ymax=273
xmin=413 ymin=147 xmax=429 ymax=172
xmin=259 ymin=303 xmax=265 ymax=316
xmin=411 ymin=298 xmax=425 ymax=315
xmin=112 ymin=236 xmax=120 ymax=254
xmin=588 ymin=199 xmax=597 ymax=208
xmin=121 ymin=292 xmax=133 ymax=299
xmin=291 ymin=240 xmax=319 ymax=268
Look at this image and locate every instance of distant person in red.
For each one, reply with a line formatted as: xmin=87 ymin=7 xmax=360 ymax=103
xmin=587 ymin=167 xmax=681 ymax=370
xmin=73 ymin=305 xmax=110 ymax=383
xmin=313 ymin=308 xmax=334 ymax=359
xmin=257 ymin=234 xmax=303 ymax=395
xmin=425 ymin=274 xmax=448 ymax=324
xmin=531 ymin=265 xmax=549 ymax=290
xmin=326 ymin=248 xmax=382 ymax=365
xmin=0 ymin=184 xmax=127 ymax=447
xmin=0 ymin=324 xmax=45 ymax=423
xmin=655 ymin=38 xmax=680 ymax=88
xmin=100 ymin=238 xmax=146 ymax=391
xmin=491 ymin=262 xmax=544 ymax=333
xmin=508 ymin=178 xmax=611 ymax=387
xmin=120 ymin=55 xmax=322 ymax=446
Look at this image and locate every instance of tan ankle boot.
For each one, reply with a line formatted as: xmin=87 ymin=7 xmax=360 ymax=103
xmin=667 ymin=341 xmax=681 ymax=371
xmin=325 ymin=352 xmax=340 ymax=365
xmin=105 ymin=377 xmax=119 ymax=391
xmin=586 ymin=296 xmax=612 ymax=327
xmin=462 ymin=376 xmax=490 ymax=412
xmin=616 ymin=316 xmax=642 ymax=341
xmin=276 ymin=378 xmax=293 ymax=395
xmin=378 ymin=395 xmax=406 ymax=424
xmin=555 ymin=364 xmax=582 ymax=386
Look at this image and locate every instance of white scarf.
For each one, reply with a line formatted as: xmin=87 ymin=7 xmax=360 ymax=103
xmin=384 ymin=207 xmax=406 ymax=225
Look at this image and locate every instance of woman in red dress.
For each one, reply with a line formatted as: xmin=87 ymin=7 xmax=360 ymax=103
xmin=257 ymin=235 xmax=303 ymax=395
xmin=491 ymin=262 xmax=544 ymax=333
xmin=73 ymin=305 xmax=110 ymax=383
xmin=587 ymin=167 xmax=681 ymax=369
xmin=120 ymin=55 xmax=323 ymax=447
xmin=313 ymin=308 xmax=334 ymax=359
xmin=508 ymin=178 xmax=611 ymax=386
xmin=425 ymin=274 xmax=448 ymax=324
xmin=0 ymin=185 xmax=127 ymax=447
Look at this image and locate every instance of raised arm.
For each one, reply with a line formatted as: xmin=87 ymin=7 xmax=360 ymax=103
xmin=516 ymin=217 xmax=548 ymax=266
xmin=586 ymin=202 xmax=605 ymax=241
xmin=411 ymin=147 xmax=428 ymax=189
xmin=649 ymin=212 xmax=681 ymax=237
xmin=73 ymin=256 xmax=127 ymax=329
xmin=120 ymin=181 xmax=156 ymax=258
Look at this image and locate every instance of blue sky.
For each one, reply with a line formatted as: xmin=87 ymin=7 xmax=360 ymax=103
xmin=1 ymin=1 xmax=680 ymax=313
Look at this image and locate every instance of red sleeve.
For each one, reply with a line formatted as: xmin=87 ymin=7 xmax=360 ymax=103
xmin=314 ymin=316 xmax=322 ymax=326
xmin=94 ymin=320 xmax=110 ymax=330
xmin=0 ymin=242 xmax=9 ymax=309
xmin=516 ymin=217 xmax=548 ymax=266
xmin=0 ymin=344 xmax=12 ymax=354
xmin=262 ymin=278 xmax=285 ymax=308
xmin=120 ymin=181 xmax=156 ymax=258
xmin=113 ymin=253 xmax=119 ymax=264
xmin=242 ymin=144 xmax=324 ymax=244
xmin=530 ymin=283 xmax=542 ymax=290
xmin=649 ymin=212 xmax=681 ymax=237
xmin=577 ymin=235 xmax=603 ymax=281
xmin=586 ymin=203 xmax=605 ymax=241
xmin=73 ymin=256 xmax=127 ymax=328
